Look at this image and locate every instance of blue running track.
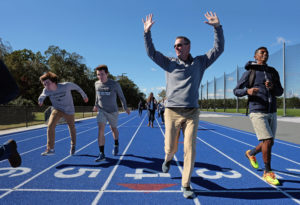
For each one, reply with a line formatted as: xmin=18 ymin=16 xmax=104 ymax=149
xmin=0 ymin=111 xmax=299 ymax=205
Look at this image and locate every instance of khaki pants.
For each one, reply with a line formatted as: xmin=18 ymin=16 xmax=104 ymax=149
xmin=164 ymin=108 xmax=199 ymax=187
xmin=47 ymin=109 xmax=76 ymax=150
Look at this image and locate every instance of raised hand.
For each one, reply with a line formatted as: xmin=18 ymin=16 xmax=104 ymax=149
xmin=204 ymin=11 xmax=220 ymax=27
xmin=142 ymin=14 xmax=155 ymax=33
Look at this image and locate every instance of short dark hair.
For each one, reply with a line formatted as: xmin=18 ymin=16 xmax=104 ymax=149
xmin=176 ymin=36 xmax=191 ymax=45
xmin=95 ymin=64 xmax=109 ymax=73
xmin=40 ymin=72 xmax=58 ymax=84
xmin=255 ymin=47 xmax=268 ymax=55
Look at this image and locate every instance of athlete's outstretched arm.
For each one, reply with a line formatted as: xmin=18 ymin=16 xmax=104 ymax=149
xmin=142 ymin=13 xmax=155 ymax=33
xmin=204 ymin=11 xmax=220 ymax=27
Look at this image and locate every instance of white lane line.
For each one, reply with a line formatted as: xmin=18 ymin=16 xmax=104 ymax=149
xmin=197 ymin=137 xmax=300 ymax=205
xmin=202 ymin=120 xmax=300 ymax=149
xmin=15 ymin=121 xmax=97 ymax=143
xmin=0 ymin=188 xmax=299 ymax=193
xmin=91 ymin=114 xmax=146 ymax=205
xmin=198 ymin=124 xmax=300 ymax=166
xmin=0 ymin=116 xmax=137 ymax=200
xmin=0 ymin=125 xmax=99 ymax=165
xmin=156 ymin=118 xmax=201 ymax=205
xmin=0 ymin=117 xmax=133 ymax=164
xmin=0 ymin=120 xmax=96 ymax=142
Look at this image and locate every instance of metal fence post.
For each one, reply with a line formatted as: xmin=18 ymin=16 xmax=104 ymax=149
xmin=283 ymin=41 xmax=286 ymax=116
xmin=224 ymin=72 xmax=226 ymax=112
xmin=214 ymin=77 xmax=216 ymax=112
xmin=25 ymin=106 xmax=28 ymax=127
xmin=236 ymin=66 xmax=239 ymax=113
xmin=200 ymin=84 xmax=203 ymax=110
xmin=206 ymin=80 xmax=208 ymax=111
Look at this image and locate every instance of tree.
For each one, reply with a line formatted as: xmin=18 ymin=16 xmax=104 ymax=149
xmin=158 ymin=89 xmax=166 ymax=101
xmin=117 ymin=75 xmax=145 ymax=109
xmin=4 ymin=49 xmax=48 ymax=105
xmin=45 ymin=45 xmax=96 ymax=106
xmin=0 ymin=38 xmax=12 ymax=60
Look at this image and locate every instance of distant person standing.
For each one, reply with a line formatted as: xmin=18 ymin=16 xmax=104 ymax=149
xmin=138 ymin=100 xmax=143 ymax=117
xmin=234 ymin=47 xmax=283 ymax=186
xmin=146 ymin=92 xmax=157 ymax=128
xmin=143 ymin=12 xmax=224 ymax=198
xmin=93 ymin=65 xmax=130 ymax=162
xmin=159 ymin=99 xmax=166 ymax=124
xmin=38 ymin=72 xmax=88 ymax=156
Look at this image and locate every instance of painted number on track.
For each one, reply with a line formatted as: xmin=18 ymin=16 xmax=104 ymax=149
xmin=54 ymin=168 xmax=101 ymax=178
xmin=0 ymin=167 xmax=31 ymax=177
xmin=196 ymin=168 xmax=242 ymax=179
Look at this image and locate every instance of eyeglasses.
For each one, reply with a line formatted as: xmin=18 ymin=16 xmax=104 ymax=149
xmin=174 ymin=43 xmax=189 ymax=49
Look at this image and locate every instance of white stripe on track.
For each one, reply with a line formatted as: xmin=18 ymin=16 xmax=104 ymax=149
xmin=198 ymin=124 xmax=300 ymax=166
xmin=197 ymin=137 xmax=300 ymax=205
xmin=91 ymin=114 xmax=146 ymax=205
xmin=0 ymin=188 xmax=299 ymax=193
xmin=156 ymin=118 xmax=201 ymax=205
xmin=0 ymin=125 xmax=99 ymax=164
xmin=0 ymin=116 xmax=137 ymax=200
xmin=0 ymin=117 xmax=134 ymax=164
xmin=0 ymin=120 xmax=96 ymax=143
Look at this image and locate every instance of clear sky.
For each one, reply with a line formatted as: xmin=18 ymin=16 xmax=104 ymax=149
xmin=1 ymin=0 xmax=300 ymax=99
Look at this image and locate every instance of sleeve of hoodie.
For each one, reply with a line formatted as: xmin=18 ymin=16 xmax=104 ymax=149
xmin=270 ymin=69 xmax=284 ymax=97
xmin=233 ymin=71 xmax=250 ymax=97
xmin=116 ymin=82 xmax=128 ymax=111
xmin=68 ymin=82 xmax=88 ymax=99
xmin=144 ymin=31 xmax=171 ymax=71
xmin=201 ymin=26 xmax=225 ymax=68
xmin=38 ymin=88 xmax=48 ymax=104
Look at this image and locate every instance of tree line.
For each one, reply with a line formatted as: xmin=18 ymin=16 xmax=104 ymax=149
xmin=0 ymin=38 xmax=146 ymax=109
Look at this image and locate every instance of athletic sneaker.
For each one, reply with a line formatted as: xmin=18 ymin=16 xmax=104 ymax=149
xmin=41 ymin=149 xmax=55 ymax=156
xmin=70 ymin=145 xmax=76 ymax=155
xmin=263 ymin=171 xmax=280 ymax=186
xmin=162 ymin=160 xmax=171 ymax=173
xmin=245 ymin=150 xmax=259 ymax=169
xmin=112 ymin=145 xmax=119 ymax=156
xmin=95 ymin=152 xmax=105 ymax=162
xmin=181 ymin=186 xmax=195 ymax=199
xmin=5 ymin=139 xmax=22 ymax=167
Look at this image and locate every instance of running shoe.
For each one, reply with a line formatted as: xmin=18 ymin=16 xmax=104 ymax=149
xmin=263 ymin=171 xmax=280 ymax=186
xmin=5 ymin=139 xmax=22 ymax=167
xmin=41 ymin=149 xmax=55 ymax=156
xmin=162 ymin=160 xmax=171 ymax=173
xmin=95 ymin=152 xmax=106 ymax=162
xmin=245 ymin=150 xmax=259 ymax=169
xmin=181 ymin=186 xmax=195 ymax=199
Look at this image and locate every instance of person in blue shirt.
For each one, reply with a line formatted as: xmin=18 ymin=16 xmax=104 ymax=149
xmin=233 ymin=47 xmax=283 ymax=186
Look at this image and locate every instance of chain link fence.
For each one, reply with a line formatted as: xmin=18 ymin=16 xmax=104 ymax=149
xmin=0 ymin=106 xmax=96 ymax=130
